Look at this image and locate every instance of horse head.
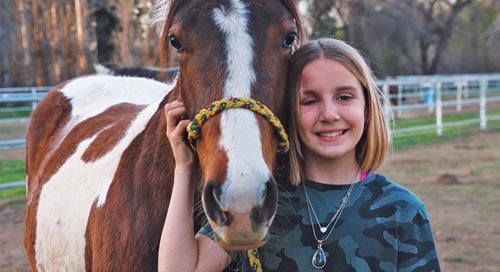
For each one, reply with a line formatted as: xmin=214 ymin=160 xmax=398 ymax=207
xmin=157 ymin=0 xmax=302 ymax=250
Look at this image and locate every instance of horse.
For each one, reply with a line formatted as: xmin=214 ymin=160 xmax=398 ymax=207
xmin=24 ymin=0 xmax=302 ymax=271
xmin=93 ymin=63 xmax=179 ymax=82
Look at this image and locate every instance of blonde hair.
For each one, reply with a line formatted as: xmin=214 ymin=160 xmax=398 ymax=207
xmin=286 ymin=38 xmax=390 ymax=185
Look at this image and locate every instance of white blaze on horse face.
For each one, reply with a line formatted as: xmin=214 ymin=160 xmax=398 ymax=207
xmin=213 ymin=0 xmax=269 ymax=213
xmin=34 ymin=76 xmax=172 ymax=271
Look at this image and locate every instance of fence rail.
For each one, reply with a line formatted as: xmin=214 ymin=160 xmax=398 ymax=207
xmin=2 ymin=73 xmax=500 ymax=189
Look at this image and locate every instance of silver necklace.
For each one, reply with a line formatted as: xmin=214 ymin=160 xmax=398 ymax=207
xmin=303 ymin=172 xmax=358 ymax=269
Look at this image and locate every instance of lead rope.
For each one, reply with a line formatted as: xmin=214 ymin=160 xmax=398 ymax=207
xmin=186 ymin=97 xmax=289 ymax=153
xmin=247 ymin=249 xmax=263 ymax=272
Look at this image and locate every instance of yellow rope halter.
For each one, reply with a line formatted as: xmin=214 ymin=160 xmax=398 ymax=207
xmin=247 ymin=248 xmax=263 ymax=272
xmin=186 ymin=97 xmax=289 ymax=153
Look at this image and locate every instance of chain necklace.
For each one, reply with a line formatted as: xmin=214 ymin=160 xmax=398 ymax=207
xmin=303 ymin=171 xmax=359 ymax=269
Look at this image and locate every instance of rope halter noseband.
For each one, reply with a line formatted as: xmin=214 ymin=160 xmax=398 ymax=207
xmin=186 ymin=97 xmax=289 ymax=153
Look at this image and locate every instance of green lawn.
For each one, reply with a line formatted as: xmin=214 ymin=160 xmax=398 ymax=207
xmin=0 ymin=160 xmax=26 ymax=199
xmin=394 ymin=107 xmax=500 ymax=130
xmin=392 ymin=108 xmax=500 ymax=150
xmin=0 ymin=109 xmax=32 ymax=119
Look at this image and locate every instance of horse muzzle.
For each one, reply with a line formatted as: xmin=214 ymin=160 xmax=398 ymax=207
xmin=202 ymin=178 xmax=278 ymax=250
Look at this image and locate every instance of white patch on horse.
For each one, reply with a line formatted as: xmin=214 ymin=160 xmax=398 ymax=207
xmin=34 ymin=76 xmax=172 ymax=270
xmin=62 ymin=75 xmax=169 ymax=122
xmin=213 ymin=0 xmax=268 ymax=213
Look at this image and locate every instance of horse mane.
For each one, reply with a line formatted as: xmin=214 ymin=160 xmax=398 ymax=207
xmin=159 ymin=0 xmax=189 ymax=68
xmin=281 ymin=0 xmax=304 ymax=44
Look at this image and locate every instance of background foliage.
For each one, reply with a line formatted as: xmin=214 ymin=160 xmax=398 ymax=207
xmin=0 ymin=0 xmax=499 ymax=87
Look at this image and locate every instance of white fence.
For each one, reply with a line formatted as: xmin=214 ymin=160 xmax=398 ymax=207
xmin=1 ymin=73 xmax=500 ymax=150
xmin=1 ymin=73 xmax=500 ymax=189
xmin=378 ymin=73 xmax=500 ymax=136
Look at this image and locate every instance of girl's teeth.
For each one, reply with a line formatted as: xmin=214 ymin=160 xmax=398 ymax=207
xmin=320 ymin=131 xmax=343 ymax=137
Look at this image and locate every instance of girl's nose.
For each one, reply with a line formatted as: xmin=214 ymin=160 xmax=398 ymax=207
xmin=319 ymin=103 xmax=340 ymax=122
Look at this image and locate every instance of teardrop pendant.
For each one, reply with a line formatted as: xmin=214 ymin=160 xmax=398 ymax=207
xmin=312 ymin=244 xmax=327 ymax=269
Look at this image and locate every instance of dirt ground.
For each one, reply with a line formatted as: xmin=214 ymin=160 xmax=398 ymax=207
xmin=1 ymin=131 xmax=499 ymax=271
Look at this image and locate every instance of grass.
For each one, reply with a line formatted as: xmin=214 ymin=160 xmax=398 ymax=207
xmin=0 ymin=109 xmax=32 ymax=119
xmin=0 ymin=160 xmax=26 ymax=199
xmin=391 ymin=108 xmax=500 ymax=150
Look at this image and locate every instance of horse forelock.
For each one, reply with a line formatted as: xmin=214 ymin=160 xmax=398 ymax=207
xmin=281 ymin=0 xmax=304 ymax=42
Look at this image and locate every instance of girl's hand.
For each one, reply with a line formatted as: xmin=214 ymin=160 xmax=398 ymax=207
xmin=165 ymin=101 xmax=194 ymax=169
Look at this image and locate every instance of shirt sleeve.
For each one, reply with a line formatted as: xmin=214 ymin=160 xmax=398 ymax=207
xmin=397 ymin=204 xmax=441 ymax=272
xmin=197 ymin=223 xmax=214 ymax=238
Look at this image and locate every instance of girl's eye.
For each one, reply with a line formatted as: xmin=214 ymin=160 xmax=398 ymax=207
xmin=300 ymin=99 xmax=317 ymax=106
xmin=338 ymin=95 xmax=353 ymax=101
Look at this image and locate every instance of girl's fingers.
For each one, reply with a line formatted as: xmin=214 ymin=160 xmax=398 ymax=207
xmin=165 ymin=102 xmax=191 ymax=147
xmin=174 ymin=120 xmax=190 ymax=135
xmin=165 ymin=103 xmax=187 ymax=132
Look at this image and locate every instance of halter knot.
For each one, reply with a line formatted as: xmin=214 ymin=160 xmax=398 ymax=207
xmin=187 ymin=97 xmax=289 ymax=153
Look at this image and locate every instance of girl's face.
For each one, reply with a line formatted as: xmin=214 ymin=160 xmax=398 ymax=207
xmin=298 ymin=58 xmax=366 ymax=165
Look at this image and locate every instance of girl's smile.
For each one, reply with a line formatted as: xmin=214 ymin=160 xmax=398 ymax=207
xmin=315 ymin=128 xmax=347 ymax=141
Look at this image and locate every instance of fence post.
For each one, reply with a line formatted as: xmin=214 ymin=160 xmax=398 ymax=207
xmin=436 ymin=81 xmax=443 ymax=136
xmin=479 ymin=77 xmax=487 ymax=131
xmin=456 ymin=81 xmax=463 ymax=112
xmin=397 ymin=83 xmax=403 ymax=118
xmin=382 ymin=84 xmax=392 ymax=143
xmin=31 ymin=87 xmax=38 ymax=110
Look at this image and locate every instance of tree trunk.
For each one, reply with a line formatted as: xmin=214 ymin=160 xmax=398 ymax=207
xmin=74 ymin=0 xmax=86 ymax=75
xmin=16 ymin=0 xmax=34 ymax=85
xmin=49 ymin=0 xmax=61 ymax=83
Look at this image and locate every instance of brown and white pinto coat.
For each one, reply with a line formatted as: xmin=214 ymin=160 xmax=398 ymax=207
xmin=24 ymin=0 xmax=302 ymax=271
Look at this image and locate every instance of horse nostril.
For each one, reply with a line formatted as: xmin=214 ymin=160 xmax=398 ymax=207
xmin=203 ymin=181 xmax=228 ymax=225
xmin=252 ymin=178 xmax=278 ymax=225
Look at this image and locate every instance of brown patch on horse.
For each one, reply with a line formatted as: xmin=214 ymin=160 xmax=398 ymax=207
xmin=24 ymin=85 xmax=71 ymax=270
xmin=25 ymin=97 xmax=143 ymax=270
xmin=25 ymin=87 xmax=71 ymax=190
xmin=162 ymin=2 xmax=227 ymax=118
xmin=33 ymin=103 xmax=143 ymax=190
xmin=196 ymin=115 xmax=229 ymax=185
xmin=84 ymin=96 xmax=179 ymax=271
xmin=81 ymin=103 xmax=145 ymax=162
xmin=256 ymin=116 xmax=279 ymax=171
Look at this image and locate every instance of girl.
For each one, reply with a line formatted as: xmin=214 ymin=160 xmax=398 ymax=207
xmin=159 ymin=38 xmax=440 ymax=271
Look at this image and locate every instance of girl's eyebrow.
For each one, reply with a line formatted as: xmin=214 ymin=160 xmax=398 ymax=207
xmin=336 ymin=85 xmax=359 ymax=92
xmin=300 ymin=89 xmax=316 ymax=95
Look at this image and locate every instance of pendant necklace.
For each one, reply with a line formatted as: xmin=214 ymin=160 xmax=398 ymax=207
xmin=303 ymin=171 xmax=359 ymax=269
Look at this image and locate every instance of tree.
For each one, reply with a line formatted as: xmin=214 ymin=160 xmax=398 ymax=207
xmin=374 ymin=0 xmax=474 ymax=75
xmin=299 ymin=0 xmax=352 ymax=40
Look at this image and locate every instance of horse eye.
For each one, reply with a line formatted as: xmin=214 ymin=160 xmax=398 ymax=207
xmin=168 ymin=34 xmax=184 ymax=52
xmin=282 ymin=32 xmax=297 ymax=49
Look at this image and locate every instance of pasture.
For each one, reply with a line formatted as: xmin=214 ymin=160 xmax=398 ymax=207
xmin=0 ymin=130 xmax=499 ymax=271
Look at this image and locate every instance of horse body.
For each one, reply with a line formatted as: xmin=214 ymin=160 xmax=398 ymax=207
xmin=25 ymin=0 xmax=302 ymax=270
xmin=25 ymin=75 xmax=175 ymax=271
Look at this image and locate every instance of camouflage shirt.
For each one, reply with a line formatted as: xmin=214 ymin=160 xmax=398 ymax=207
xmin=201 ymin=173 xmax=441 ymax=272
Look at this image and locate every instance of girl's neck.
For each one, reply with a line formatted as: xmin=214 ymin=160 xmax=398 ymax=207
xmin=303 ymin=153 xmax=360 ymax=185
